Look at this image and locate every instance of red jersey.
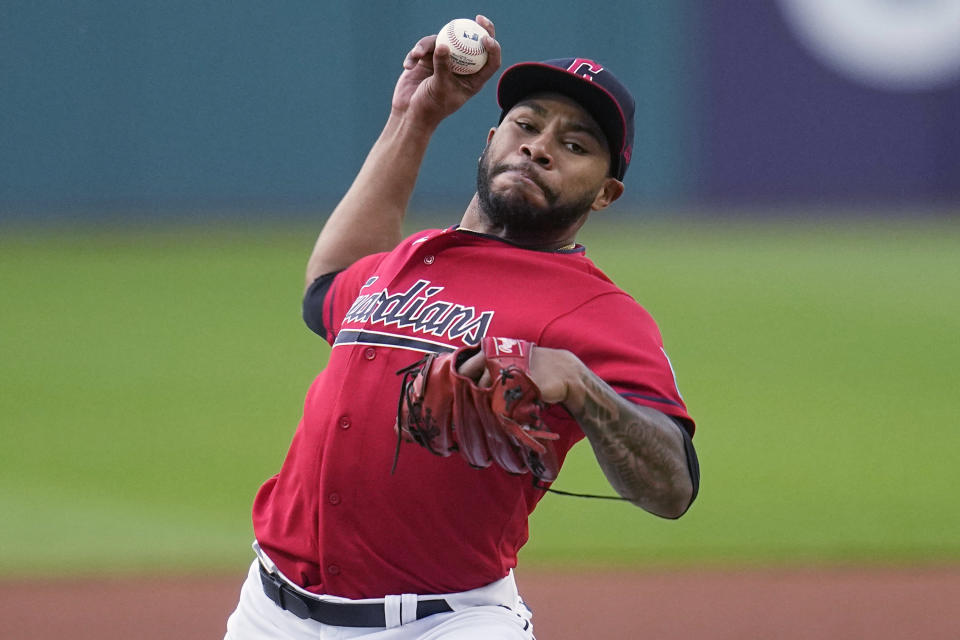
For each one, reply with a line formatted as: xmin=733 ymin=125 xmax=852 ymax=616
xmin=252 ymin=227 xmax=693 ymax=599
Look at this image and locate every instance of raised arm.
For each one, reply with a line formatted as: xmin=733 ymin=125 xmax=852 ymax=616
xmin=305 ymin=15 xmax=502 ymax=287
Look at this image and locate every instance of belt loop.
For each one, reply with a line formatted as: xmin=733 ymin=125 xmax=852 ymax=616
xmin=384 ymin=595 xmax=402 ymax=628
xmin=400 ymin=593 xmax=418 ymax=625
xmin=256 ymin=556 xmax=453 ymax=628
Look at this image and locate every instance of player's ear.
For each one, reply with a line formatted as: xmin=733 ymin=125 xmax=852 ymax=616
xmin=590 ymin=178 xmax=624 ymax=212
xmin=486 ymin=127 xmax=497 ymax=144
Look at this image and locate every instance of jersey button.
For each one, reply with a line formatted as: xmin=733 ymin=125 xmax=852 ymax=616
xmin=423 ymin=255 xmax=435 ymax=264
xmin=327 ymin=564 xmax=340 ymax=576
xmin=364 ymin=347 xmax=376 ymax=360
xmin=338 ymin=416 xmax=351 ymax=429
xmin=328 ymin=492 xmax=341 ymax=505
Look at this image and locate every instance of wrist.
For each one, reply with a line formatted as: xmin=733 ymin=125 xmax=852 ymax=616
xmin=387 ymin=107 xmax=442 ymax=138
xmin=565 ymin=373 xmax=591 ymax=416
xmin=559 ymin=359 xmax=593 ymax=416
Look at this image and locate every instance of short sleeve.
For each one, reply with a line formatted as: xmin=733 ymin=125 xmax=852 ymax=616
xmin=541 ymin=292 xmax=694 ymax=434
xmin=301 ymin=252 xmax=387 ymax=345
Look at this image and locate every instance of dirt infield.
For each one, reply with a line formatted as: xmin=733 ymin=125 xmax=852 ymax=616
xmin=3 ymin=566 xmax=958 ymax=639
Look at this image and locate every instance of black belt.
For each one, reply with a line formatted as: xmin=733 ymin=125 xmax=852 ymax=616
xmin=258 ymin=561 xmax=453 ymax=627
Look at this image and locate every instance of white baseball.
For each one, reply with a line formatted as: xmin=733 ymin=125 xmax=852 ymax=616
xmin=437 ymin=18 xmax=489 ymax=75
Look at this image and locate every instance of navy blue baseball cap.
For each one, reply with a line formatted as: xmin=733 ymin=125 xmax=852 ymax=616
xmin=496 ymin=58 xmax=636 ymax=181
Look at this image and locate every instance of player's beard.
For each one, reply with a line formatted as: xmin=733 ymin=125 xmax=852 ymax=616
xmin=476 ymin=147 xmax=595 ymax=240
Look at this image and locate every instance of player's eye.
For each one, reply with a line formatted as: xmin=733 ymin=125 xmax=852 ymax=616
xmin=565 ymin=141 xmax=587 ymax=154
xmin=515 ymin=121 xmax=537 ymax=133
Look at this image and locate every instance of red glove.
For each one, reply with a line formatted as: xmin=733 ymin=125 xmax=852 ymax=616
xmin=395 ymin=337 xmax=560 ymax=482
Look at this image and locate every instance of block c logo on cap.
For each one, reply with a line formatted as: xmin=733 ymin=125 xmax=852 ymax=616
xmin=567 ymin=58 xmax=604 ymax=81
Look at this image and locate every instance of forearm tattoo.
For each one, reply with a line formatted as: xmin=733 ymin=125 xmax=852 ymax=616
xmin=573 ymin=371 xmax=688 ymax=512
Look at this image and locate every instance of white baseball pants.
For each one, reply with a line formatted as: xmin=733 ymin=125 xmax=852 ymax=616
xmin=224 ymin=558 xmax=535 ymax=640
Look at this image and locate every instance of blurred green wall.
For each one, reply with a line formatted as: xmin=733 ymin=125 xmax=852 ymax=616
xmin=0 ymin=1 xmax=695 ymax=219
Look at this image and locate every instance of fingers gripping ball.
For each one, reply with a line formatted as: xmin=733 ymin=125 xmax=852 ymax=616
xmin=395 ymin=337 xmax=560 ymax=483
xmin=436 ymin=18 xmax=489 ymax=75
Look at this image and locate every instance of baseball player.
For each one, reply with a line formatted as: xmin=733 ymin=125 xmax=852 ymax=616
xmin=224 ymin=14 xmax=699 ymax=639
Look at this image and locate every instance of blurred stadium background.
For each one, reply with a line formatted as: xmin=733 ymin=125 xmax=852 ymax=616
xmin=2 ymin=0 xmax=959 ymax=585
xmin=5 ymin=1 xmax=957 ymax=221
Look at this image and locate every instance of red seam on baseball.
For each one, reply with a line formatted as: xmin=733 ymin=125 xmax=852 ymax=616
xmin=445 ymin=23 xmax=484 ymax=56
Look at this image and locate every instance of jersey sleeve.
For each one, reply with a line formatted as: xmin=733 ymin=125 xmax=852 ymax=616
xmin=302 ymin=252 xmax=387 ymax=345
xmin=540 ymin=292 xmax=695 ymax=434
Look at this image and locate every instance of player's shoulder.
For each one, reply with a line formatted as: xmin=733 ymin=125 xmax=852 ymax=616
xmin=551 ymin=271 xmax=662 ymax=336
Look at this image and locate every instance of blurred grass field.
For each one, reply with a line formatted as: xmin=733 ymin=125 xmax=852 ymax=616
xmin=1 ymin=216 xmax=958 ymax=576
